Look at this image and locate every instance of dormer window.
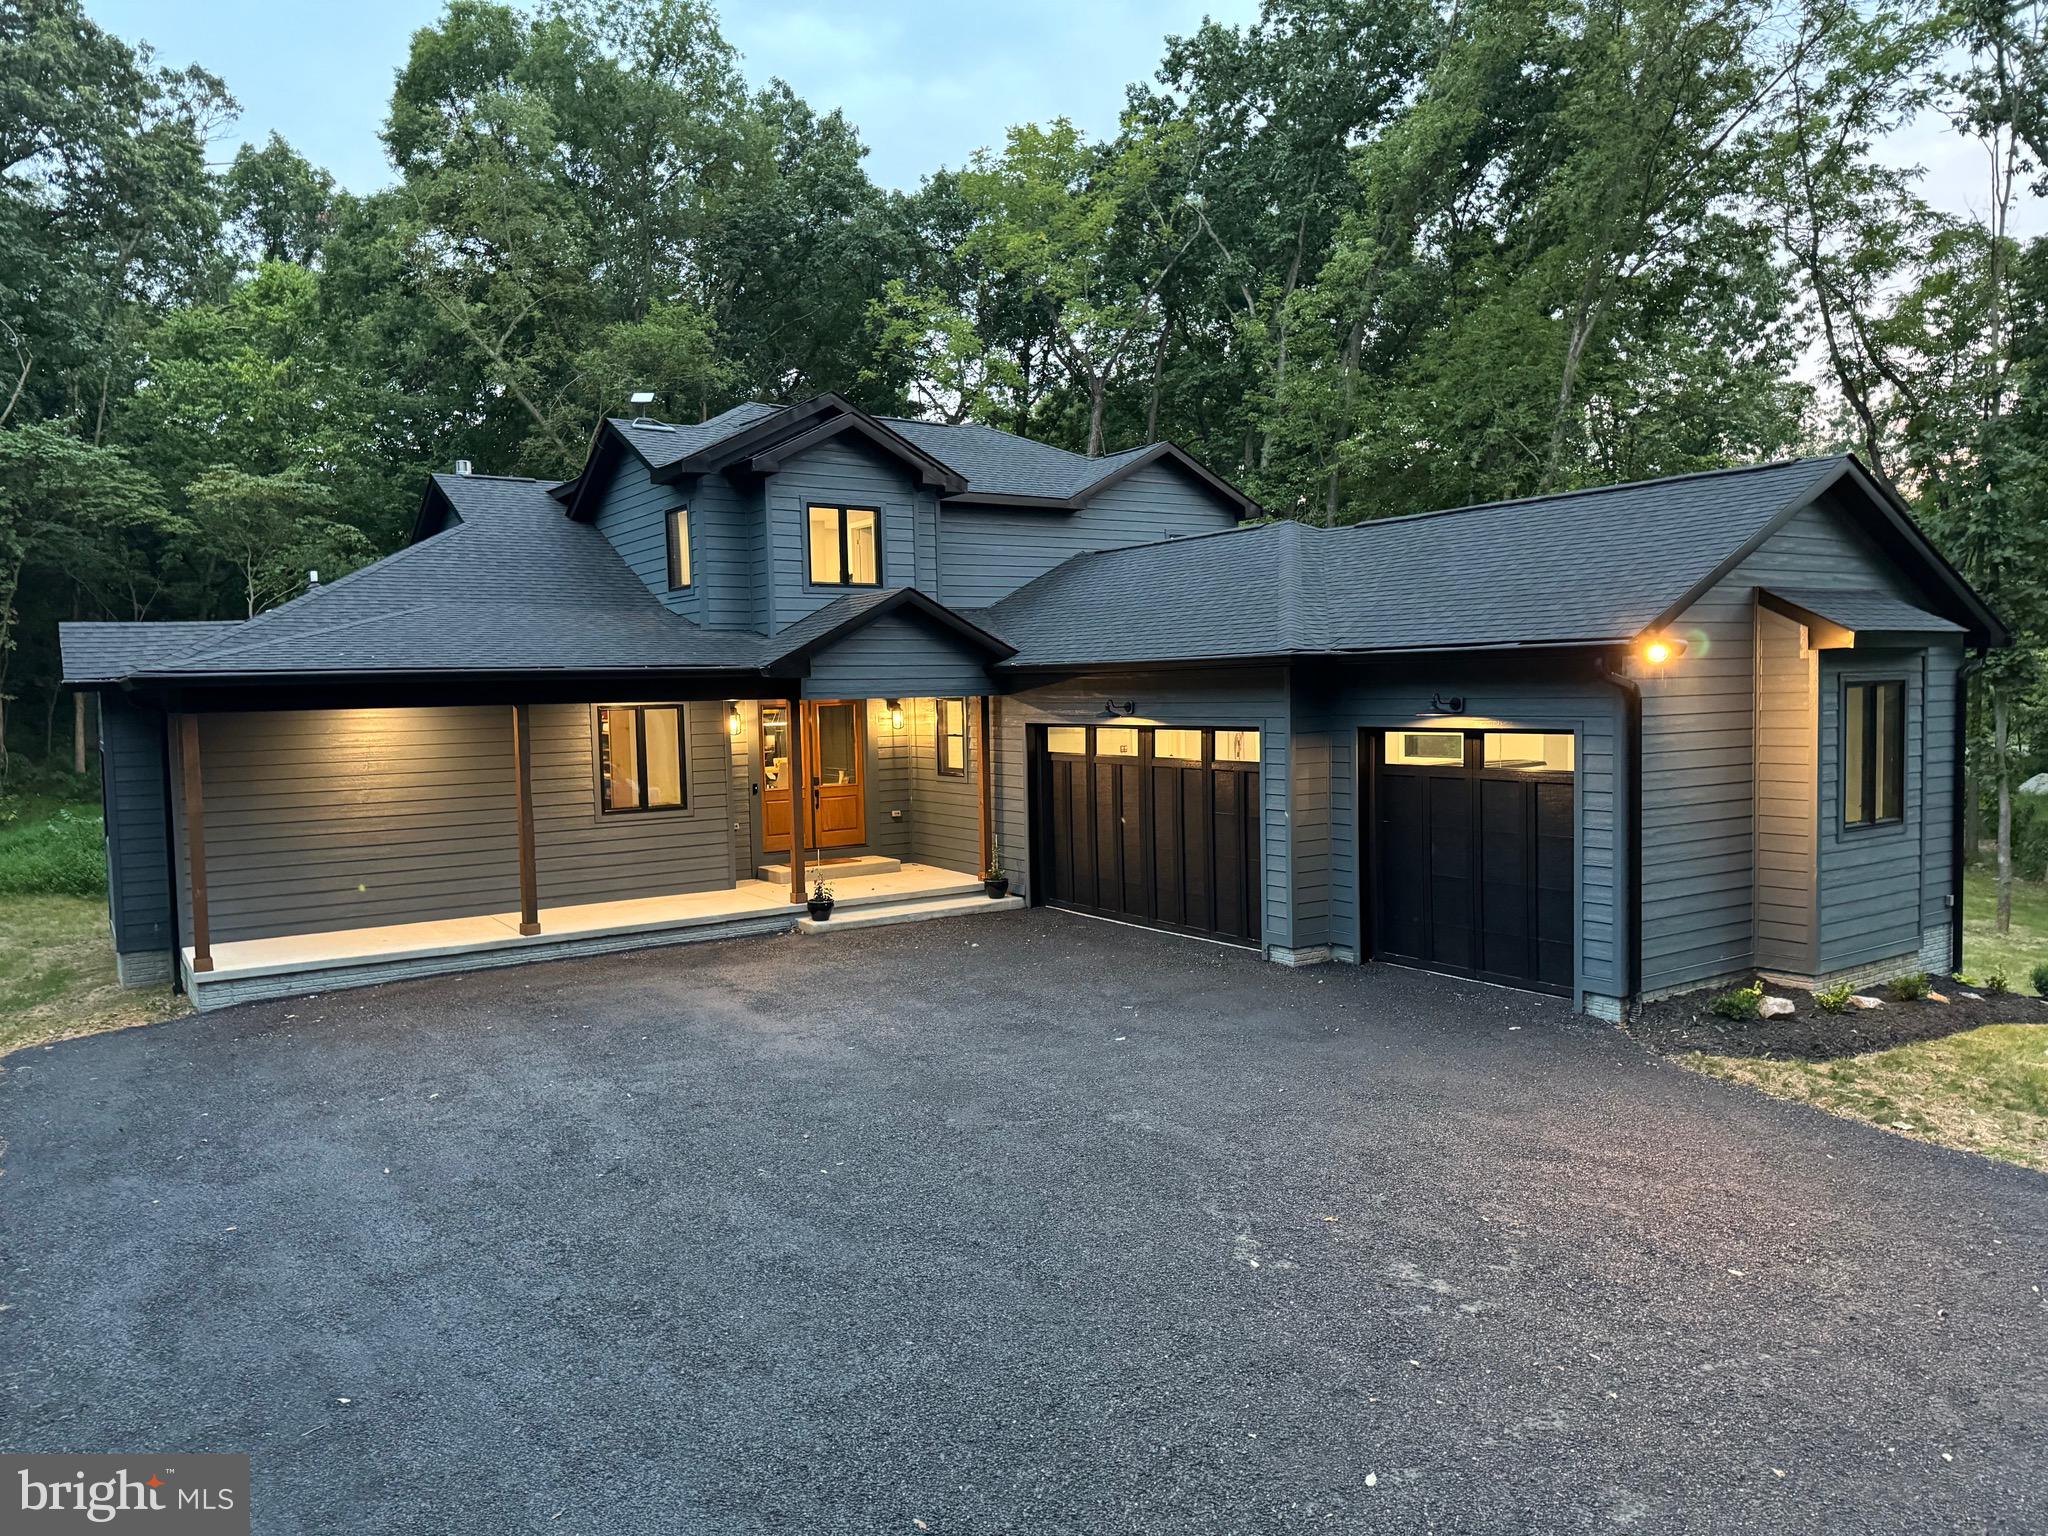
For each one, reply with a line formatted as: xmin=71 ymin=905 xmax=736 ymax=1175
xmin=808 ymin=504 xmax=881 ymax=587
xmin=665 ymin=507 xmax=691 ymax=589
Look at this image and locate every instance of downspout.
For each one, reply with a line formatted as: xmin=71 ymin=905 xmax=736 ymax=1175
xmin=1953 ymin=647 xmax=1988 ymax=976
xmin=1592 ymin=651 xmax=1643 ymax=1008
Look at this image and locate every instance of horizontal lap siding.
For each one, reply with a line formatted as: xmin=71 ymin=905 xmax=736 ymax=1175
xmin=994 ymin=670 xmax=1292 ymax=950
xmin=1752 ymin=607 xmax=1816 ymax=970
xmin=767 ymin=439 xmax=921 ymax=630
xmin=1921 ymin=643 xmax=1961 ymax=936
xmin=593 ymin=461 xmax=698 ymax=621
xmin=176 ymin=707 xmax=522 ymax=942
xmin=1298 ymin=669 xmax=1626 ymax=1000
xmin=803 ymin=613 xmax=997 ymax=698
xmin=909 ymin=696 xmax=982 ymax=875
xmin=175 ymin=704 xmax=742 ymax=944
xmin=1817 ymin=650 xmax=1931 ymax=969
xmin=529 ymin=703 xmax=734 ymax=905
xmin=939 ymin=462 xmax=1239 ymax=607
xmin=1640 ymin=493 xmax=1926 ymax=994
xmin=101 ymin=694 xmax=174 ymax=957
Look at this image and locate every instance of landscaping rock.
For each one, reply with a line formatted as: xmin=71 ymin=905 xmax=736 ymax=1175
xmin=1847 ymin=994 xmax=1884 ymax=1010
xmin=1760 ymin=996 xmax=1796 ymax=1018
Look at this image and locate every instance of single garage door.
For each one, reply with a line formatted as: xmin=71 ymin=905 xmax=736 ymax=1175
xmin=1371 ymin=728 xmax=1574 ymax=994
xmin=1033 ymin=724 xmax=1262 ymax=947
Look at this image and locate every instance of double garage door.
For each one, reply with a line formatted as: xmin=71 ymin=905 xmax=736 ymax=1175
xmin=1032 ymin=724 xmax=1262 ymax=947
xmin=1372 ymin=729 xmax=1575 ymax=994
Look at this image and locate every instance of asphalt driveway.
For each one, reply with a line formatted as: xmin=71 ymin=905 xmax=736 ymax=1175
xmin=2 ymin=911 xmax=2044 ymax=1534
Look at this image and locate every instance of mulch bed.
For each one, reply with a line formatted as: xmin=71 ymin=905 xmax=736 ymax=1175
xmin=1625 ymin=980 xmax=2048 ymax=1062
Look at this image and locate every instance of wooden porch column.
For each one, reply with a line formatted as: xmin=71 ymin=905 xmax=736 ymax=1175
xmin=179 ymin=714 xmax=213 ymax=974
xmin=786 ymin=693 xmax=807 ymax=903
xmin=511 ymin=703 xmax=540 ymax=935
xmin=978 ymin=694 xmax=994 ymax=876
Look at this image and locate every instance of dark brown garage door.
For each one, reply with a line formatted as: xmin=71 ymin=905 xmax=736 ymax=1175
xmin=1370 ymin=729 xmax=1574 ymax=994
xmin=1032 ymin=724 xmax=1262 ymax=947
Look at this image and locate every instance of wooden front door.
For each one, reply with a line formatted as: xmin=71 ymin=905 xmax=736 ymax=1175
xmin=806 ymin=701 xmax=866 ymax=849
xmin=761 ymin=701 xmax=866 ymax=853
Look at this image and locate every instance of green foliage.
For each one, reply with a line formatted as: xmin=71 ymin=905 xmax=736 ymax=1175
xmin=1813 ymin=981 xmax=1857 ymax=1014
xmin=0 ymin=799 xmax=105 ymax=897
xmin=1887 ymin=972 xmax=1933 ymax=1002
xmin=2033 ymin=962 xmax=2048 ymax=995
xmin=1984 ymin=969 xmax=2011 ymax=994
xmin=1710 ymin=982 xmax=1766 ymax=1020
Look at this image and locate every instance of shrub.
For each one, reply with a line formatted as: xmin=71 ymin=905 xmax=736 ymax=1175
xmin=0 ymin=803 xmax=107 ymax=897
xmin=1813 ymin=981 xmax=1856 ymax=1014
xmin=1984 ymin=970 xmax=2011 ymax=995
xmin=2032 ymin=962 xmax=2048 ymax=997
xmin=1709 ymin=982 xmax=1765 ymax=1020
xmin=1886 ymin=971 xmax=1932 ymax=1002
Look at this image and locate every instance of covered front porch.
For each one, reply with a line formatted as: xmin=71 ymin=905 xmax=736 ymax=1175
xmin=180 ymin=859 xmax=1005 ymax=1010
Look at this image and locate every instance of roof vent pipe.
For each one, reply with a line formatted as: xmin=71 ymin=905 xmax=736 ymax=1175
xmin=455 ymin=459 xmax=472 ymax=476
xmin=307 ymin=570 xmax=320 ymax=592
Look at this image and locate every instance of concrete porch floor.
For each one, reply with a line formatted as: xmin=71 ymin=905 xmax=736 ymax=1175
xmin=180 ymin=863 xmax=989 ymax=1007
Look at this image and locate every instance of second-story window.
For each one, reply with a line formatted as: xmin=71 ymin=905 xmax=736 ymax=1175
xmin=665 ymin=507 xmax=691 ymax=589
xmin=808 ymin=504 xmax=880 ymax=587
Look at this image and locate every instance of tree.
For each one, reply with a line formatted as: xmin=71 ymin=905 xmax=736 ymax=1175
xmin=224 ymin=133 xmax=335 ymax=267
xmin=186 ymin=466 xmax=368 ymax=620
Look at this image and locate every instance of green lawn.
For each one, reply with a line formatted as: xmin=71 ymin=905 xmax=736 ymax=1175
xmin=1962 ymin=868 xmax=2048 ymax=993
xmin=1681 ymin=867 xmax=2048 ymax=1172
xmin=1685 ymin=1026 xmax=2048 ymax=1172
xmin=0 ymin=892 xmax=185 ymax=1057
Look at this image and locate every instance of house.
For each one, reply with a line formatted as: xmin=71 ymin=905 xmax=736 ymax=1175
xmin=61 ymin=395 xmax=2006 ymax=1016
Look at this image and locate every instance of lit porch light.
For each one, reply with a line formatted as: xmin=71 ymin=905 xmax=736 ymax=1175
xmin=1642 ymin=635 xmax=1686 ymax=667
xmin=885 ymin=698 xmax=905 ymax=731
xmin=727 ymin=703 xmax=743 ymax=738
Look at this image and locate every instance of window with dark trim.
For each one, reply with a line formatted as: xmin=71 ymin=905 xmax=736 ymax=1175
xmin=807 ymin=504 xmax=881 ymax=586
xmin=1843 ymin=680 xmax=1904 ymax=828
xmin=598 ymin=705 xmax=687 ymax=814
xmin=665 ymin=507 xmax=691 ymax=589
xmin=937 ymin=697 xmax=967 ymax=776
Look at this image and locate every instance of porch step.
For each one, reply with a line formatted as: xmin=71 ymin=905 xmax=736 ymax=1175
xmin=798 ymin=894 xmax=1023 ymax=934
xmin=758 ymin=854 xmax=900 ymax=883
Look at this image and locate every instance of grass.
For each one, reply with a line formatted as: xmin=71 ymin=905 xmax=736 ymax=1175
xmin=1962 ymin=867 xmax=2048 ymax=994
xmin=1684 ymin=1027 xmax=2048 ymax=1172
xmin=1680 ymin=867 xmax=2048 ymax=1172
xmin=0 ymin=893 xmax=185 ymax=1056
xmin=0 ymin=792 xmax=109 ymax=897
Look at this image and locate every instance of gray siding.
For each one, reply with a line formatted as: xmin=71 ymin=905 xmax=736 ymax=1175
xmin=1639 ymin=492 xmax=1925 ymax=993
xmin=908 ymin=695 xmax=982 ymax=874
xmin=175 ymin=703 xmax=737 ymax=944
xmin=1295 ymin=667 xmax=1628 ymax=1002
xmin=993 ymin=669 xmax=1293 ymax=951
xmin=765 ymin=437 xmax=923 ymax=631
xmin=939 ymin=461 xmax=1239 ymax=607
xmin=1816 ymin=649 xmax=1941 ymax=971
xmin=803 ymin=612 xmax=997 ymax=698
xmin=528 ymin=703 xmax=735 ymax=906
xmin=593 ymin=457 xmax=761 ymax=630
xmin=1921 ymin=641 xmax=1962 ymax=937
xmin=100 ymin=694 xmax=174 ymax=959
xmin=1753 ymin=607 xmax=1817 ymax=971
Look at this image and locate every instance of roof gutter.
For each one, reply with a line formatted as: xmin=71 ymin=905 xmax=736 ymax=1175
xmin=1592 ymin=651 xmax=1643 ymax=1008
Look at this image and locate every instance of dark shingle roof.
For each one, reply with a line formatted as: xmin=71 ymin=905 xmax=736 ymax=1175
xmin=880 ymin=419 xmax=1153 ymax=500
xmin=609 ymin=401 xmax=784 ymax=470
xmin=1764 ymin=588 xmax=1964 ymax=635
xmin=66 ymin=474 xmax=763 ymax=681
xmin=60 ymin=621 xmax=241 ymax=684
xmin=983 ymin=458 xmax=1853 ymax=668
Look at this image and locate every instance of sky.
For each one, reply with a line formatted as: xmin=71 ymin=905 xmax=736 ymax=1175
xmin=85 ymin=0 xmax=2043 ymax=234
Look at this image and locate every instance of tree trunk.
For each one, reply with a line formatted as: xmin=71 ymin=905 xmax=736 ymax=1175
xmin=1995 ymin=691 xmax=2012 ymax=934
xmin=1145 ymin=319 xmax=1171 ymax=443
xmin=1086 ymin=372 xmax=1106 ymax=459
xmin=74 ymin=689 xmax=87 ymax=775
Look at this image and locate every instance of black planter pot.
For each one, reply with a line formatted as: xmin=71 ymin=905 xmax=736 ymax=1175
xmin=983 ymin=877 xmax=1010 ymax=899
xmin=806 ymin=898 xmax=834 ymax=921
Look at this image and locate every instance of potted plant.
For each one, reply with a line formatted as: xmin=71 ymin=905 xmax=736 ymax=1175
xmin=806 ymin=876 xmax=834 ymax=921
xmin=982 ymin=838 xmax=1009 ymax=899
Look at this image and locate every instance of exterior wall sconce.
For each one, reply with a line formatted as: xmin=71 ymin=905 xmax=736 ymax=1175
xmin=1103 ymin=699 xmax=1137 ymax=718
xmin=885 ymin=698 xmax=905 ymax=731
xmin=1641 ymin=636 xmax=1686 ymax=667
xmin=1429 ymin=692 xmax=1466 ymax=714
xmin=727 ymin=703 xmax=742 ymax=738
